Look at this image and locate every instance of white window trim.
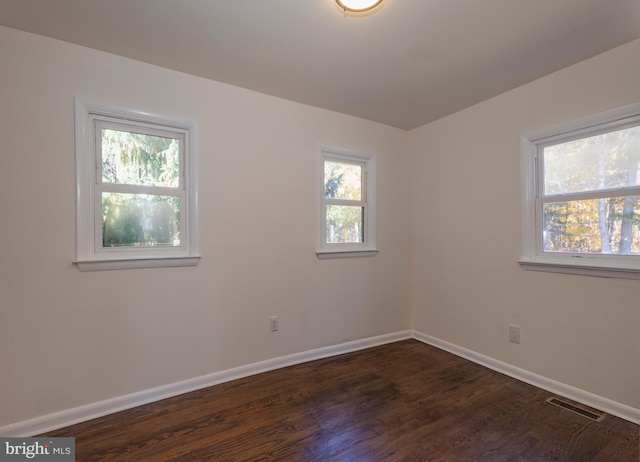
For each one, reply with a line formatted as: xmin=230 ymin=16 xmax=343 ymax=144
xmin=75 ymin=98 xmax=200 ymax=271
xmin=519 ymin=102 xmax=640 ymax=280
xmin=316 ymin=146 xmax=377 ymax=259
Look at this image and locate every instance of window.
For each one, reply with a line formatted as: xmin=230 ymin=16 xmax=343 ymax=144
xmin=317 ymin=147 xmax=376 ymax=258
xmin=75 ymin=99 xmax=199 ymax=271
xmin=520 ymin=104 xmax=640 ymax=279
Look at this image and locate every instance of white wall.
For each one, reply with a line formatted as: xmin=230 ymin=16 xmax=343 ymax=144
xmin=1 ymin=24 xmax=638 ymax=431
xmin=0 ymin=26 xmax=412 ymax=428
xmin=408 ymin=38 xmax=640 ymax=409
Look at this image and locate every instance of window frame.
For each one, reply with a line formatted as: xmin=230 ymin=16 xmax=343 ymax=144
xmin=519 ymin=103 xmax=640 ymax=280
xmin=317 ymin=146 xmax=377 ymax=259
xmin=75 ymin=99 xmax=200 ymax=271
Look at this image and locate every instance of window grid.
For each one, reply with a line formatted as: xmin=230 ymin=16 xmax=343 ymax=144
xmin=75 ymin=99 xmax=199 ymax=271
xmin=520 ymin=103 xmax=640 ymax=278
xmin=317 ymin=147 xmax=377 ymax=258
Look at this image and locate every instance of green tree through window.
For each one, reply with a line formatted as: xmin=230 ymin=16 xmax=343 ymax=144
xmin=99 ymin=127 xmax=182 ymax=247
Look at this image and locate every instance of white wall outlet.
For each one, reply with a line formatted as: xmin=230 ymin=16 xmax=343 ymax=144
xmin=270 ymin=316 xmax=279 ymax=332
xmin=508 ymin=324 xmax=521 ymax=344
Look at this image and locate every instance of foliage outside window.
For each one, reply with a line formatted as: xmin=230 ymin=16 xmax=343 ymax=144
xmin=317 ymin=147 xmax=376 ymax=258
xmin=521 ymin=105 xmax=640 ymax=279
xmin=75 ymin=100 xmax=199 ymax=271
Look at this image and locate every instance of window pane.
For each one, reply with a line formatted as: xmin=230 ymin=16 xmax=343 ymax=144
xmin=102 ymin=193 xmax=181 ymax=247
xmin=324 ymin=161 xmax=362 ymax=200
xmin=326 ymin=205 xmax=364 ymax=243
xmin=102 ymin=128 xmax=180 ymax=187
xmin=542 ymin=196 xmax=639 ymax=254
xmin=543 ymin=126 xmax=640 ymax=195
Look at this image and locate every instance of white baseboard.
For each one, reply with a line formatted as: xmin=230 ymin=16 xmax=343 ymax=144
xmin=0 ymin=331 xmax=413 ymax=437
xmin=412 ymin=330 xmax=640 ymax=425
xmin=3 ymin=329 xmax=637 ymax=436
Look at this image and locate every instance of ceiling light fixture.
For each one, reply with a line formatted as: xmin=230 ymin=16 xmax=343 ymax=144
xmin=335 ymin=0 xmax=385 ymax=14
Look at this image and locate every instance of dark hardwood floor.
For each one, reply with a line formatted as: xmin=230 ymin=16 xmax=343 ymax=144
xmin=43 ymin=340 xmax=639 ymax=461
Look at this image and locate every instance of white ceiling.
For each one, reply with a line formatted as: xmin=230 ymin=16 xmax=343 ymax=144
xmin=1 ymin=0 xmax=640 ymax=130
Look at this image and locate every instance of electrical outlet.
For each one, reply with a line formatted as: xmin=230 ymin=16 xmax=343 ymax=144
xmin=270 ymin=316 xmax=279 ymax=332
xmin=508 ymin=324 xmax=521 ymax=344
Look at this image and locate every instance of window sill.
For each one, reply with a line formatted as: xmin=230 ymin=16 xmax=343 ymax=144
xmin=316 ymin=249 xmax=378 ymax=259
xmin=518 ymin=259 xmax=640 ymax=280
xmin=75 ymin=256 xmax=200 ymax=272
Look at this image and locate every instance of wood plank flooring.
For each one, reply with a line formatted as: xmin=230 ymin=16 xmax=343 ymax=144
xmin=43 ymin=340 xmax=639 ymax=461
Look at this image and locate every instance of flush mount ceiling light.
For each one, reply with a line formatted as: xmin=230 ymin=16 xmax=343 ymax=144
xmin=335 ymin=0 xmax=385 ymax=13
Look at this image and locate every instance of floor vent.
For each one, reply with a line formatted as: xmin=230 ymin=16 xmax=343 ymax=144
xmin=545 ymin=397 xmax=605 ymax=422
